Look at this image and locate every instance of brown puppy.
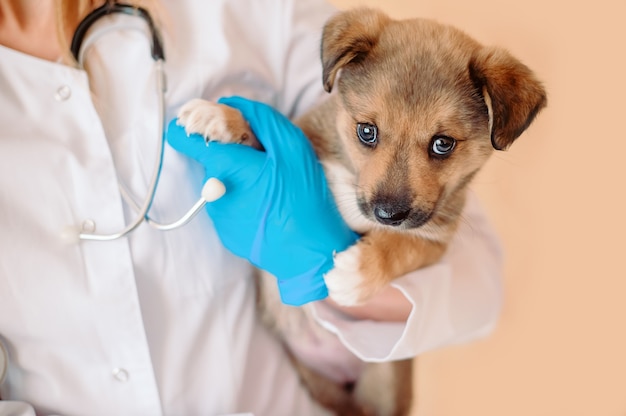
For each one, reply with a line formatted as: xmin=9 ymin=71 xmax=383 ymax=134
xmin=178 ymin=8 xmax=546 ymax=416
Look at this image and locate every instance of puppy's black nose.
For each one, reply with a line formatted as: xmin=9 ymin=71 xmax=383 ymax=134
xmin=374 ymin=206 xmax=411 ymax=226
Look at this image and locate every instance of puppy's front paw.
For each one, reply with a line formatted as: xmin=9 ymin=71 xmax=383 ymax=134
xmin=177 ymin=98 xmax=261 ymax=149
xmin=324 ymin=243 xmax=378 ymax=306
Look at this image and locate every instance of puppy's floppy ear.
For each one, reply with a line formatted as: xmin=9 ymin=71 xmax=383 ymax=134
xmin=321 ymin=8 xmax=390 ymax=92
xmin=470 ymin=47 xmax=547 ymax=150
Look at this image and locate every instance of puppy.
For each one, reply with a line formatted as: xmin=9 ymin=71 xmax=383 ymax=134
xmin=177 ymin=8 xmax=546 ymax=416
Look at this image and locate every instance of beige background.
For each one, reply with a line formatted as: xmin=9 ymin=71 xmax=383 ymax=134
xmin=327 ymin=0 xmax=626 ymax=415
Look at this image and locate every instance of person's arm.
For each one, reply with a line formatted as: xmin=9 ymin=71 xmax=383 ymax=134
xmin=311 ymin=191 xmax=504 ymax=361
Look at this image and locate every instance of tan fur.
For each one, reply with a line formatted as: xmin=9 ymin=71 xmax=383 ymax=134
xmin=178 ymin=7 xmax=546 ymax=415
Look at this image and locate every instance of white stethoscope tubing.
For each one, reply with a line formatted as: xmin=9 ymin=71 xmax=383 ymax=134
xmin=121 ymin=177 xmax=226 ymax=232
xmin=63 ymin=7 xmax=225 ymax=243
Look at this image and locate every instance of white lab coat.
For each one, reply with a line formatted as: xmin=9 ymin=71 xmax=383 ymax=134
xmin=0 ymin=0 xmax=503 ymax=415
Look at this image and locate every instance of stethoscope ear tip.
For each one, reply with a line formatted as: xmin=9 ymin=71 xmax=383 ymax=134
xmin=202 ymin=178 xmax=226 ymax=202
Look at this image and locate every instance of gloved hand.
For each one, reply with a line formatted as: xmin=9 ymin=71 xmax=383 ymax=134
xmin=166 ymin=96 xmax=359 ymax=306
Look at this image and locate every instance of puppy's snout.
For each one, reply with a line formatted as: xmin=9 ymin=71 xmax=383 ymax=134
xmin=373 ymin=204 xmax=411 ymax=226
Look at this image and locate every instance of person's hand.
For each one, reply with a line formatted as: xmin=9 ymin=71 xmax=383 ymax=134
xmin=166 ymin=96 xmax=359 ymax=306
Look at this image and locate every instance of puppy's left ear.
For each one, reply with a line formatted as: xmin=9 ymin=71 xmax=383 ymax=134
xmin=470 ymin=47 xmax=547 ymax=150
xmin=321 ymin=8 xmax=391 ymax=92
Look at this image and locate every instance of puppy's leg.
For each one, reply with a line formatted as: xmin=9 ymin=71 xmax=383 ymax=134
xmin=325 ymin=231 xmax=446 ymax=306
xmin=177 ymin=98 xmax=262 ymax=150
xmin=293 ymin=358 xmax=414 ymax=416
xmin=353 ymin=360 xmax=414 ymax=416
xmin=290 ymin=359 xmax=371 ymax=416
xmin=258 ymin=270 xmax=371 ymax=415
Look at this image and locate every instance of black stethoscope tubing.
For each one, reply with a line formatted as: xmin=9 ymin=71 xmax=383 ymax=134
xmin=70 ymin=1 xmax=165 ymax=63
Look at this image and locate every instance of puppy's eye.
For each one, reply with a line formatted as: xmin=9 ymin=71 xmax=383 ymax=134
xmin=357 ymin=123 xmax=378 ymax=146
xmin=430 ymin=136 xmax=456 ymax=157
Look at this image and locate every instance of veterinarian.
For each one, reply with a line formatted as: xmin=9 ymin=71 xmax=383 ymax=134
xmin=0 ymin=0 xmax=504 ymax=415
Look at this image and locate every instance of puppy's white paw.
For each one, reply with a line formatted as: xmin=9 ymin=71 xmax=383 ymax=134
xmin=324 ymin=244 xmax=366 ymax=306
xmin=177 ymin=98 xmax=244 ymax=144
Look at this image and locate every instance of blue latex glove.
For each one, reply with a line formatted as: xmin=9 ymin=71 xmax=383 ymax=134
xmin=166 ymin=96 xmax=359 ymax=306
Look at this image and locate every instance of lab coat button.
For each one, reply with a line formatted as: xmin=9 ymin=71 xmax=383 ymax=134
xmin=112 ymin=368 xmax=129 ymax=382
xmin=81 ymin=219 xmax=96 ymax=233
xmin=55 ymin=85 xmax=72 ymax=101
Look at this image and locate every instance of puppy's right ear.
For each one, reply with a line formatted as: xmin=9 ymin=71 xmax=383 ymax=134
xmin=321 ymin=8 xmax=390 ymax=92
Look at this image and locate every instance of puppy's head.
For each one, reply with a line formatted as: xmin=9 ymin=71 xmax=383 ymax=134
xmin=322 ymin=8 xmax=546 ymax=235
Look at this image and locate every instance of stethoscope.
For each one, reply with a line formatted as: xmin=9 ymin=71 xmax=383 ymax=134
xmin=62 ymin=1 xmax=225 ymax=243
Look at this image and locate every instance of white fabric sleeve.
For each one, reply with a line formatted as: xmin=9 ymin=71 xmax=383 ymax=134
xmin=274 ymin=0 xmax=338 ymax=118
xmin=0 ymin=402 xmax=37 ymax=416
xmin=312 ymin=191 xmax=504 ymax=362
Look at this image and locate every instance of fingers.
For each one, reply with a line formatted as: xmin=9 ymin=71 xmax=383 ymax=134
xmin=217 ymin=96 xmax=310 ymax=158
xmin=166 ymin=119 xmax=211 ymax=162
xmin=166 ymin=117 xmax=266 ymax=181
